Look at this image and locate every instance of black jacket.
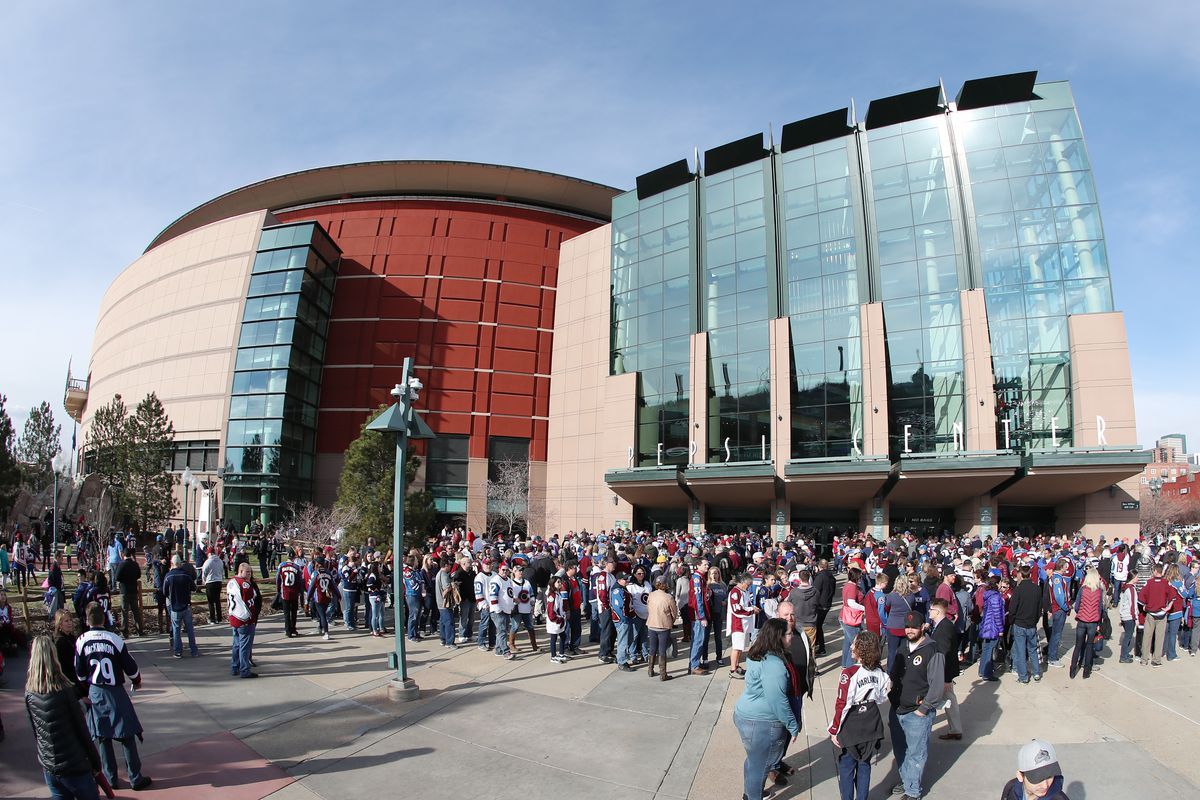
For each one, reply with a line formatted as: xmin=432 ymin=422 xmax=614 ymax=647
xmin=115 ymin=558 xmax=141 ymax=596
xmin=930 ymin=618 xmax=961 ymax=681
xmin=25 ymin=688 xmax=101 ymax=777
xmin=813 ymin=569 xmax=836 ymax=609
xmin=1010 ymin=579 xmax=1043 ymax=628
xmin=786 ymin=623 xmax=817 ymax=699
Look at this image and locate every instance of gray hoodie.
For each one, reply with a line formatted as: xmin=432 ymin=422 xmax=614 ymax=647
xmin=788 ymin=584 xmax=819 ymax=627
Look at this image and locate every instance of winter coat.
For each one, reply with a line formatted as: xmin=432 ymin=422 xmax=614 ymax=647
xmin=25 ymin=688 xmax=102 ymax=777
xmin=979 ymin=589 xmax=1006 ymax=639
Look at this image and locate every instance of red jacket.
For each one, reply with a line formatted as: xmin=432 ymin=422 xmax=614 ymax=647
xmin=1140 ymin=577 xmax=1172 ymax=614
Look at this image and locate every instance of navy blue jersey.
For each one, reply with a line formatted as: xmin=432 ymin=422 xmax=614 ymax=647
xmin=76 ymin=629 xmax=139 ymax=687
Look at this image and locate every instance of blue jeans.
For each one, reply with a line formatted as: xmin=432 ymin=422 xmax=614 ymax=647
xmin=364 ymin=593 xmax=375 ymax=631
xmin=458 ymin=602 xmax=473 ymax=640
xmin=369 ymin=595 xmax=385 ymax=633
xmin=836 ymin=747 xmax=871 ymax=800
xmin=405 ymin=594 xmax=422 ymax=639
xmin=616 ymin=620 xmax=634 ymax=665
xmin=1120 ymin=619 xmax=1135 ymax=659
xmin=1166 ymin=617 xmax=1182 ymax=659
xmin=341 ymin=588 xmax=359 ymax=629
xmin=439 ymin=608 xmax=455 ymax=644
xmin=889 ymin=708 xmax=932 ymax=798
xmin=477 ymin=606 xmax=494 ymax=648
xmin=1012 ymin=624 xmax=1041 ymax=681
xmin=1072 ymin=620 xmax=1098 ymax=672
xmin=1047 ymin=610 xmax=1066 ymax=662
xmin=689 ymin=620 xmax=707 ymax=669
xmin=43 ymin=769 xmax=100 ymax=800
xmin=169 ymin=606 xmax=198 ymax=656
xmin=313 ymin=601 xmax=331 ymax=634
xmin=493 ymin=611 xmax=513 ymax=655
xmin=841 ymin=623 xmax=860 ymax=668
xmin=231 ymin=624 xmax=254 ymax=677
xmin=733 ymin=711 xmax=787 ymax=800
xmin=978 ymin=637 xmax=997 ymax=679
xmin=633 ymin=616 xmax=648 ymax=659
xmin=886 ymin=631 xmax=904 ymax=667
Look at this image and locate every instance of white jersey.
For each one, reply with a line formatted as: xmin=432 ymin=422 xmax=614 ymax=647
xmin=1112 ymin=554 xmax=1130 ymax=582
xmin=474 ymin=571 xmax=493 ymax=609
xmin=628 ymin=580 xmax=651 ymax=620
xmin=513 ymin=579 xmax=534 ymax=614
xmin=489 ymin=574 xmax=515 ymax=614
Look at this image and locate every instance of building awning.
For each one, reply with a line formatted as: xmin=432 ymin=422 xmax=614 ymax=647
xmin=605 ymin=466 xmax=691 ymax=508
xmin=994 ymin=449 xmax=1150 ymax=506
xmin=684 ymin=463 xmax=776 ymax=506
xmin=888 ymin=454 xmax=1023 ymax=507
xmin=783 ymin=458 xmax=891 ymax=508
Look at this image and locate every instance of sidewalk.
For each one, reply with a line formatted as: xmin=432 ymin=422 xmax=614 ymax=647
xmin=2 ymin=605 xmax=1199 ymax=799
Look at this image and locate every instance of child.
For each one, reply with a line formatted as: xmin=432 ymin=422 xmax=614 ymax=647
xmin=828 ymin=630 xmax=890 ymax=800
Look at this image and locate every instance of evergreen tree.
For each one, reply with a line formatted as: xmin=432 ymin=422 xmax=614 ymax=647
xmin=335 ymin=405 xmax=437 ymax=546
xmin=0 ymin=395 xmax=20 ymax=519
xmin=15 ymin=400 xmax=62 ymax=493
xmin=126 ymin=393 xmax=178 ymax=533
xmin=89 ymin=393 xmax=133 ymax=517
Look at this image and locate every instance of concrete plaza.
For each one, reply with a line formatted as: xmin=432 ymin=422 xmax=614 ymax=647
xmin=3 ymin=604 xmax=1199 ymax=800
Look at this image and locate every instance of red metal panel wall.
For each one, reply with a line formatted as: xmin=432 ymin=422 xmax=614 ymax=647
xmin=274 ymin=200 xmax=599 ymax=462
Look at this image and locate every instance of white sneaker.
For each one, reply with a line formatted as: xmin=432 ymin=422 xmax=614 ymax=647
xmin=323 ymin=632 xmax=330 ymax=641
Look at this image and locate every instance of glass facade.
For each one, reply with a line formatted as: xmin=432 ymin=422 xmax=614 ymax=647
xmin=223 ymin=222 xmax=339 ymax=524
xmin=702 ymin=161 xmax=775 ymax=463
xmin=608 ymin=77 xmax=1119 ymax=478
xmin=778 ymin=137 xmax=867 ymax=459
xmin=867 ymin=116 xmax=968 ymax=455
xmin=956 ymin=81 xmax=1111 ymax=449
xmin=425 ymin=434 xmax=469 ymax=515
xmin=610 ymin=183 xmax=696 ymax=467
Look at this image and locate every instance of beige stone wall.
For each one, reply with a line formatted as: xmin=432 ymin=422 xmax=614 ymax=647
xmin=960 ymin=289 xmax=997 ymax=450
xmin=82 ymin=210 xmax=269 ymax=524
xmin=83 ymin=210 xmax=268 ymax=444
xmin=545 ymin=225 xmax=634 ymax=534
xmin=1056 ymin=474 xmax=1141 ymax=539
xmin=860 ymin=303 xmax=889 ymax=457
xmin=1068 ymin=312 xmax=1138 ymax=448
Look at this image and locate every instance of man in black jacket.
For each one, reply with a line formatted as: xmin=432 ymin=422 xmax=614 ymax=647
xmin=1009 ymin=566 xmax=1044 ymax=684
xmin=113 ymin=550 xmax=142 ymax=638
xmin=887 ymin=611 xmax=944 ymax=800
xmin=812 ymin=559 xmax=836 ymax=655
xmin=928 ymin=598 xmax=963 ymax=740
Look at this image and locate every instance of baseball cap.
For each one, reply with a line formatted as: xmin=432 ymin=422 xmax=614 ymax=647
xmin=1017 ymin=739 xmax=1061 ymax=783
xmin=904 ymin=611 xmax=924 ymax=629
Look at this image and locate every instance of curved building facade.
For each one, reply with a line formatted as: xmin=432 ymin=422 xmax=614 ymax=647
xmin=77 ymin=161 xmax=618 ymax=530
xmin=76 ymin=72 xmax=1149 ymax=541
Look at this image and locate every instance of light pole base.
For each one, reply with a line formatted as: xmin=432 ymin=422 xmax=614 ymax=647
xmin=387 ymin=677 xmax=420 ymax=702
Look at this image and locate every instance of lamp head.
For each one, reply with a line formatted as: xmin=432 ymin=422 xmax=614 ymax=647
xmin=390 ymin=383 xmax=404 ymax=399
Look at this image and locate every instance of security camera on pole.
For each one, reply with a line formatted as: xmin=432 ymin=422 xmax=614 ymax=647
xmin=366 ymin=356 xmax=435 ymax=702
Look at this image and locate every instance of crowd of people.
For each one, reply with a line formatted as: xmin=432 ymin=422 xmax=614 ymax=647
xmin=7 ymin=515 xmax=1199 ymax=800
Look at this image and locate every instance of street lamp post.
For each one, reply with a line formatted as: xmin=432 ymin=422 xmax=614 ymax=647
xmin=181 ymin=466 xmax=193 ymax=560
xmin=51 ymin=453 xmax=69 ymax=558
xmin=366 ymin=356 xmax=435 ymax=702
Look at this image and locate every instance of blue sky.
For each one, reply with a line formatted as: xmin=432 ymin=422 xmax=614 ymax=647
xmin=1 ymin=1 xmax=1196 ymax=453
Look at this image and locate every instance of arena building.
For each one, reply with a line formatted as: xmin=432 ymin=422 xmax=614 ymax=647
xmin=71 ymin=71 xmax=1149 ymax=541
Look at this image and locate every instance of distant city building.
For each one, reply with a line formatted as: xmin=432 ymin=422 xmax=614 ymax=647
xmin=1157 ymin=434 xmax=1188 ymax=464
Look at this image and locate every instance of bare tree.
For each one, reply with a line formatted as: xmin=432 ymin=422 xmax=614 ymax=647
xmin=1140 ymin=491 xmax=1187 ymax=538
xmin=285 ymin=501 xmax=362 ymax=550
xmin=486 ymin=458 xmax=529 ymax=539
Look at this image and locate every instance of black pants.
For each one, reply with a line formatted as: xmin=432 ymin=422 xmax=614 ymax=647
xmin=283 ymin=596 xmax=299 ymax=635
xmin=814 ymin=606 xmax=831 ymax=652
xmin=120 ymin=592 xmax=142 ymax=636
xmin=205 ymin=582 xmax=222 ymax=622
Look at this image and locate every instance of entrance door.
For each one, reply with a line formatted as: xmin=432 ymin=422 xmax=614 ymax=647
xmin=633 ymin=506 xmax=687 ymax=534
xmin=997 ymin=506 xmax=1056 ymax=538
xmin=705 ymin=506 xmax=769 ymax=537
xmin=890 ymin=507 xmax=955 ymax=538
